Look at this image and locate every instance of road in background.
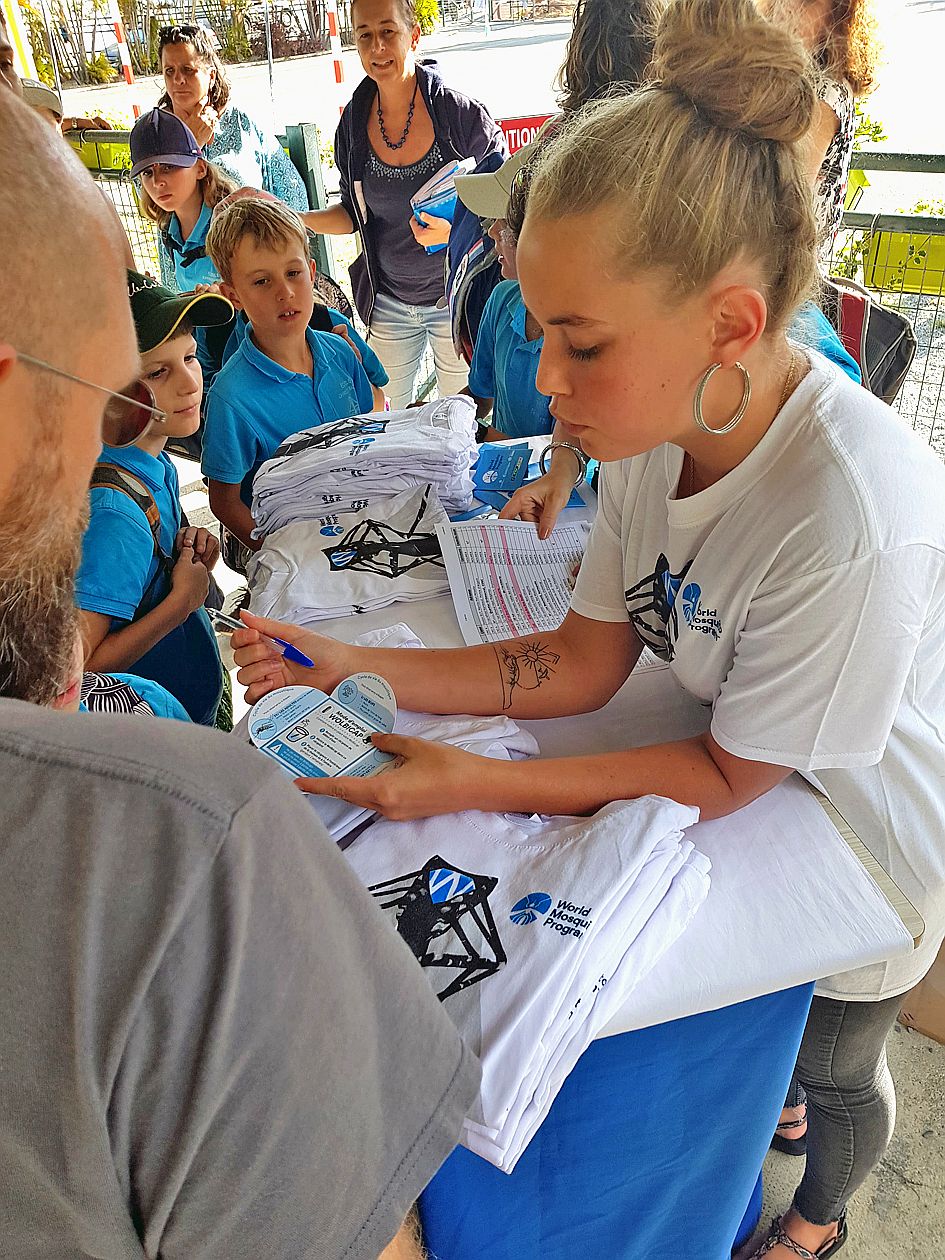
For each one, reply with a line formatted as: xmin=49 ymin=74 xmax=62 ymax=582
xmin=61 ymin=3 xmax=942 ymax=207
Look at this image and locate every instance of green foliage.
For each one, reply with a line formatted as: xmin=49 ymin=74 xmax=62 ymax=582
xmin=830 ymin=105 xmax=886 ymax=282
xmin=414 ymin=0 xmax=440 ymax=36
xmin=221 ymin=20 xmax=252 ymax=63
xmin=85 ymin=52 xmax=117 ymax=84
xmin=910 ymin=199 xmax=945 ymax=218
xmin=19 ymin=3 xmax=55 ymax=86
xmin=853 ymin=102 xmax=886 ymax=147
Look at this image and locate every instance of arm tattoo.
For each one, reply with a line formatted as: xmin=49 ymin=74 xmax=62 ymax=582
xmin=493 ymin=639 xmax=561 ymax=711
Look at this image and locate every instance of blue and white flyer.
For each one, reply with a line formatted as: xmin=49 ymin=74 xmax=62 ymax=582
xmin=248 ymin=674 xmax=397 ymax=779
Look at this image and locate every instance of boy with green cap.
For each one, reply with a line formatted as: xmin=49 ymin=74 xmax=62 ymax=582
xmin=76 ymin=272 xmax=234 ymax=726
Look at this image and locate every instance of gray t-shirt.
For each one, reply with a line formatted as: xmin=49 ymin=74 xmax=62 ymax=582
xmin=0 ymin=700 xmax=479 ymax=1258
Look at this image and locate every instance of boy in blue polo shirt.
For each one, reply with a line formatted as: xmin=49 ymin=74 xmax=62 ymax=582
xmin=76 ymin=273 xmax=233 ymax=727
xmin=203 ymin=196 xmax=375 ymax=549
xmin=455 ymin=142 xmax=553 ymax=441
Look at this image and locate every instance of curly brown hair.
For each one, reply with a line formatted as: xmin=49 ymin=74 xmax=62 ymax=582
xmin=556 ymin=0 xmax=664 ymax=113
xmin=763 ymin=1 xmax=880 ymax=96
xmin=819 ymin=0 xmax=879 ymax=96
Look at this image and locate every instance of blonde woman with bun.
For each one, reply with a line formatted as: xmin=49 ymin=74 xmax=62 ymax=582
xmin=234 ymin=3 xmax=945 ymax=1253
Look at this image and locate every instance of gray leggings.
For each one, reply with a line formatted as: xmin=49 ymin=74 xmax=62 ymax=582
xmin=784 ymin=993 xmax=901 ymax=1225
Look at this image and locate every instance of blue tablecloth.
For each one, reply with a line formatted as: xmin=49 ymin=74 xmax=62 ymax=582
xmin=420 ymin=983 xmax=813 ymax=1259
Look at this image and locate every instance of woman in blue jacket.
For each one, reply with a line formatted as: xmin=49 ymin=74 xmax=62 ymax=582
xmin=304 ymin=0 xmax=505 ymax=407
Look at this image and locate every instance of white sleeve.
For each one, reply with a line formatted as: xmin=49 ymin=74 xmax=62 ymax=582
xmin=570 ymin=465 xmax=631 ymax=624
xmin=711 ymin=545 xmax=937 ymax=772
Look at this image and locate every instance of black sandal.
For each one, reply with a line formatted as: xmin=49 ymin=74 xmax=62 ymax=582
xmin=748 ymin=1210 xmax=848 ymax=1259
xmin=770 ymin=1104 xmax=807 ymax=1156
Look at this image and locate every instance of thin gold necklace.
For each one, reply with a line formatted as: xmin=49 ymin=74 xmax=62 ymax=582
xmin=686 ymin=350 xmax=798 ymax=498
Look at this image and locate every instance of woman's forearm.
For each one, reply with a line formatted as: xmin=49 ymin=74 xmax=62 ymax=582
xmin=347 ymin=613 xmax=640 ymax=721
xmin=302 ymin=204 xmax=355 ymax=235
xmin=465 ymin=735 xmax=789 ymax=821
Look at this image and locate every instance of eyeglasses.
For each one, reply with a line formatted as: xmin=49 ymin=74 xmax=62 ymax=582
xmin=16 ymin=353 xmax=166 ymax=448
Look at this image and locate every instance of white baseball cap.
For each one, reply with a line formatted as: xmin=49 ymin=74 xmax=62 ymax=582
xmin=21 ymin=78 xmax=63 ymax=122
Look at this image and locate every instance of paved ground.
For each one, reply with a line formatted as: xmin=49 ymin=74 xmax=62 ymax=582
xmin=61 ymin=2 xmax=945 ymax=176
xmin=756 ymin=1021 xmax=945 ymax=1260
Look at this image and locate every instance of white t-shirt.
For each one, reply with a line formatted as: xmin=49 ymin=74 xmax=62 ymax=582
xmin=571 ymin=353 xmax=945 ymax=1000
xmin=247 ymin=484 xmax=450 ymax=621
xmin=344 ymin=797 xmax=705 ymax=1171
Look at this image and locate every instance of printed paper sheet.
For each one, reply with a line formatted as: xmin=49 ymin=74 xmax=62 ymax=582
xmin=436 ymin=519 xmax=591 ymax=645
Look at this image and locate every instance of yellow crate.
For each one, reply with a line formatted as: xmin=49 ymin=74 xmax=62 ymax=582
xmin=845 ymin=167 xmax=869 ymax=210
xmin=69 ymin=136 xmax=133 ymax=175
xmin=864 ymin=230 xmax=945 ymax=296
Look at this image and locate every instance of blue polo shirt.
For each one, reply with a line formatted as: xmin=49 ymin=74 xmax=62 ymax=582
xmin=468 ymin=280 xmax=553 ymax=439
xmin=164 ymin=202 xmax=218 ymax=291
xmin=202 ymin=324 xmax=375 ymax=505
xmin=76 ymin=443 xmax=223 ymax=726
xmin=223 ymin=308 xmax=389 ymax=389
xmin=77 ymin=444 xmax=180 ymax=621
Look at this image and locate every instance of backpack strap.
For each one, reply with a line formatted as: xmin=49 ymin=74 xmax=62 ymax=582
xmin=91 ymin=463 xmax=163 ymax=543
xmin=90 ymin=463 xmax=174 ymax=613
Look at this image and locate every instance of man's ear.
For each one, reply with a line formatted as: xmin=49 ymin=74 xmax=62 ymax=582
xmin=708 ymin=285 xmax=768 ymax=369
xmin=219 ymin=281 xmax=244 ymax=312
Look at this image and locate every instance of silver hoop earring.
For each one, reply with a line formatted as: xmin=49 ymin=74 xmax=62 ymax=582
xmin=693 ymin=361 xmax=751 ymax=436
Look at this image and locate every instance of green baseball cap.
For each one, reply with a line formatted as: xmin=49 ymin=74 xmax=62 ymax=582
xmin=127 ymin=271 xmax=234 ymax=353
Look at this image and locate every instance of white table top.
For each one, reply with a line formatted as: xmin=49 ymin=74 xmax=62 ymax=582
xmin=310 ymin=594 xmax=915 ymax=1035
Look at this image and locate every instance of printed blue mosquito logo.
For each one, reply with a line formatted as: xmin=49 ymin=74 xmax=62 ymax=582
xmin=509 ymin=892 xmax=552 ymax=925
xmin=427 ymin=867 xmax=477 ymax=904
xmin=681 ymin=582 xmax=702 ymax=626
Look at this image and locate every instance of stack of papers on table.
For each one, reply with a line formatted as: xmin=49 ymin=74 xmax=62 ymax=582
xmin=410 ymin=158 xmax=475 ymax=253
xmin=344 ymin=796 xmax=709 ymax=1172
xmin=251 ymin=397 xmax=478 ymax=536
xmin=247 ymin=485 xmax=451 ymax=622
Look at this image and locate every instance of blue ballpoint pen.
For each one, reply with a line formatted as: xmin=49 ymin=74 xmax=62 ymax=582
xmin=207 ymin=609 xmax=316 ymax=669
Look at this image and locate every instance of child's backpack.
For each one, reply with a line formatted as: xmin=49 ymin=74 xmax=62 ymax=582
xmin=820 ymin=276 xmax=917 ymax=405
xmin=89 ymin=461 xmax=226 ymax=726
xmin=90 ymin=463 xmax=224 ymax=611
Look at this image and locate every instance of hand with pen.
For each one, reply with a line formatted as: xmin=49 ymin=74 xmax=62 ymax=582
xmin=226 ymin=611 xmax=355 ymax=702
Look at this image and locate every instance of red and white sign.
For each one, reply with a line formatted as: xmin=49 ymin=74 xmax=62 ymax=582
xmin=106 ymin=0 xmax=141 ymax=118
xmin=325 ymin=0 xmax=346 ymax=114
xmin=498 ymin=115 xmax=553 ymax=154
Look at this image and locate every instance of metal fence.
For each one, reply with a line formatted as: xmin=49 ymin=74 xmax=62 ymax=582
xmin=74 ymin=133 xmax=945 ymax=433
xmin=829 ymin=152 xmax=945 ymax=454
xmin=71 ymin=120 xmax=336 ymax=278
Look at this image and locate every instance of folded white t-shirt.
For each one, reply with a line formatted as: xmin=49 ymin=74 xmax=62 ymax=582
xmin=344 ymin=797 xmax=707 ymax=1170
xmin=247 ymin=485 xmax=451 ymax=622
xmin=252 ymin=396 xmax=478 ymax=536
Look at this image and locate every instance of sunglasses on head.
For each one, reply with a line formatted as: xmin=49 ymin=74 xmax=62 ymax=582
xmin=16 ymin=353 xmax=167 ymax=448
xmin=158 ymin=24 xmax=200 ymax=41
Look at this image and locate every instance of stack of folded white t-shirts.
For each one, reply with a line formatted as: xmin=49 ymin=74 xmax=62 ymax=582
xmin=345 ymin=796 xmax=709 ymax=1172
xmin=247 ymin=484 xmax=451 ymax=622
xmin=251 ymin=396 xmax=478 ymax=536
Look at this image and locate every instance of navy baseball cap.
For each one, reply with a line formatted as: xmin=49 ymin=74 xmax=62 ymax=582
xmin=130 ymin=107 xmax=202 ymax=178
